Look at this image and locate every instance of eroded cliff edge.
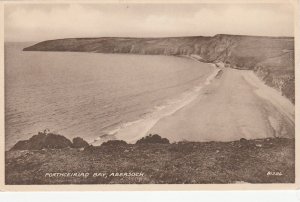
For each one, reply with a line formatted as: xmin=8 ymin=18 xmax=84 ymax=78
xmin=24 ymin=34 xmax=295 ymax=103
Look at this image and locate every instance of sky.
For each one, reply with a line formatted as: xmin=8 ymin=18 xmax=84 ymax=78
xmin=4 ymin=3 xmax=295 ymax=42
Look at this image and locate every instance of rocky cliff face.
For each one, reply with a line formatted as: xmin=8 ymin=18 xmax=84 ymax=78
xmin=253 ymin=50 xmax=295 ymax=103
xmin=23 ymin=34 xmax=295 ymax=102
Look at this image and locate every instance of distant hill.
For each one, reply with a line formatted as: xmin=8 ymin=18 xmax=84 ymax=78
xmin=23 ymin=34 xmax=295 ymax=102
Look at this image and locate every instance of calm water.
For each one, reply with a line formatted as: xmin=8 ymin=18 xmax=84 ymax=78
xmin=5 ymin=42 xmax=214 ymax=149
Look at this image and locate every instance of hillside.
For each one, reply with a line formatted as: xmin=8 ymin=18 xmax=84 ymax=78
xmin=23 ymin=35 xmax=294 ymax=67
xmin=23 ymin=34 xmax=295 ymax=102
xmin=6 ymin=133 xmax=295 ymax=184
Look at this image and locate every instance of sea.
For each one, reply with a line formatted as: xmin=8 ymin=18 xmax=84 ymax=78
xmin=5 ymin=42 xmax=215 ymax=150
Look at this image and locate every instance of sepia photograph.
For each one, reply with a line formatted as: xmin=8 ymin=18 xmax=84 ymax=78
xmin=1 ymin=0 xmax=298 ymax=188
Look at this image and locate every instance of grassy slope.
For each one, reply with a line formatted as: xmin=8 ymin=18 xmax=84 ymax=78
xmin=6 ymin=137 xmax=294 ymax=184
xmin=23 ymin=34 xmax=295 ymax=102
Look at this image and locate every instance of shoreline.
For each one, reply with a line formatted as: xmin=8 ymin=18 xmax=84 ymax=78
xmin=147 ymin=65 xmax=294 ymax=142
xmin=6 ymin=50 xmax=294 ymax=148
xmin=92 ymin=60 xmax=219 ymax=145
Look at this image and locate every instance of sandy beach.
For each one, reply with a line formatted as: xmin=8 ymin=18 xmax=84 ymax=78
xmin=148 ymin=66 xmax=295 ymax=142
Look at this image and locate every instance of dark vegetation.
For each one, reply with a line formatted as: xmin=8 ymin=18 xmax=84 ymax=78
xmin=71 ymin=137 xmax=89 ymax=148
xmin=23 ymin=34 xmax=295 ymax=103
xmin=101 ymin=140 xmax=128 ymax=147
xmin=136 ymin=134 xmax=170 ymax=144
xmin=6 ymin=132 xmax=295 ymax=184
xmin=10 ymin=132 xmax=72 ymax=150
xmin=10 ymin=131 xmax=89 ymax=150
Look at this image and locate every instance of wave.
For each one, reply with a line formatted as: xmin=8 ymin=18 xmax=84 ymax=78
xmin=92 ymin=64 xmax=220 ymax=145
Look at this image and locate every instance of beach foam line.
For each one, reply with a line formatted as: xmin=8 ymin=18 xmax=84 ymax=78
xmin=91 ymin=63 xmax=220 ymax=145
xmin=205 ymin=65 xmax=221 ymax=85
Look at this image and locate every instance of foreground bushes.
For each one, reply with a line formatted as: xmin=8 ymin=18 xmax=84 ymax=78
xmin=101 ymin=140 xmax=128 ymax=147
xmin=11 ymin=133 xmax=72 ymax=150
xmin=11 ymin=131 xmax=89 ymax=151
xmin=10 ymin=132 xmax=170 ymax=151
xmin=136 ymin=134 xmax=170 ymax=144
xmin=6 ymin=137 xmax=295 ymax=184
xmin=71 ymin=137 xmax=89 ymax=148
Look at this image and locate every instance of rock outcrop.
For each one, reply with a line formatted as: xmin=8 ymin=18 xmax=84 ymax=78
xmin=10 ymin=132 xmax=91 ymax=150
xmin=10 ymin=132 xmax=73 ymax=150
xmin=10 ymin=133 xmax=171 ymax=151
xmin=136 ymin=134 xmax=170 ymax=144
xmin=71 ymin=137 xmax=89 ymax=148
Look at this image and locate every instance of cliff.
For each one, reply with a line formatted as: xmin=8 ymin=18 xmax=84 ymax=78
xmin=253 ymin=50 xmax=295 ymax=103
xmin=23 ymin=34 xmax=295 ymax=102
